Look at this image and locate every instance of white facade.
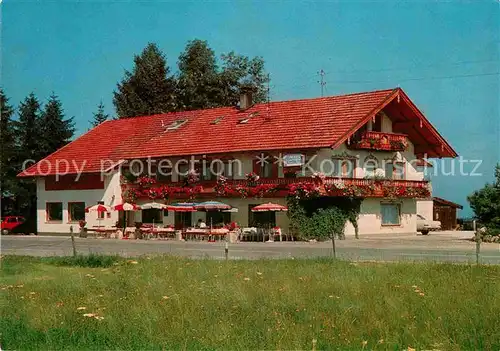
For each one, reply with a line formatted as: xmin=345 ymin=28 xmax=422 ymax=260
xmin=35 ymin=146 xmax=427 ymax=236
xmin=36 ymin=171 xmax=121 ymax=233
xmin=35 ymin=111 xmax=433 ymax=235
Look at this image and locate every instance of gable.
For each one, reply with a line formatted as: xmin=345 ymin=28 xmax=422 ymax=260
xmin=334 ymin=89 xmax=457 ymax=158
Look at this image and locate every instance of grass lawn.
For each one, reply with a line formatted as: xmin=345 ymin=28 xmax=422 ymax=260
xmin=1 ymin=255 xmax=499 ymax=350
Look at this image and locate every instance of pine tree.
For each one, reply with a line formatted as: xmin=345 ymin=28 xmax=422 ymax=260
xmin=14 ymin=93 xmax=43 ymax=164
xmin=91 ymin=101 xmax=109 ymax=127
xmin=177 ymin=39 xmax=220 ymax=110
xmin=11 ymin=93 xmax=44 ymax=217
xmin=39 ymin=94 xmax=75 ymax=158
xmin=0 ymin=89 xmax=15 ymax=199
xmin=113 ymin=43 xmax=177 ymax=118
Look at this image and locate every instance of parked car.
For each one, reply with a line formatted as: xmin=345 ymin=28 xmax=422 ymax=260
xmin=1 ymin=216 xmax=26 ymax=235
xmin=417 ymin=214 xmax=441 ymax=235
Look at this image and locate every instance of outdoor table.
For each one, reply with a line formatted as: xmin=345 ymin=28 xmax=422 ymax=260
xmin=208 ymin=228 xmax=229 ymax=242
xmin=183 ymin=228 xmax=209 ymax=241
xmin=92 ymin=227 xmax=117 ymax=238
xmin=142 ymin=227 xmax=175 ymax=239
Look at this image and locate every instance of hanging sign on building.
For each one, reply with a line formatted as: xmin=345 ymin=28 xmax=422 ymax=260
xmin=283 ymin=154 xmax=304 ymax=167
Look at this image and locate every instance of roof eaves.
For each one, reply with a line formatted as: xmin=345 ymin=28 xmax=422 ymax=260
xmin=398 ymin=90 xmax=458 ymax=158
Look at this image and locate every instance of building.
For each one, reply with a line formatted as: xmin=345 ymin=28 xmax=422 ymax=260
xmin=432 ymin=197 xmax=463 ymax=230
xmin=19 ymin=88 xmax=457 ymax=236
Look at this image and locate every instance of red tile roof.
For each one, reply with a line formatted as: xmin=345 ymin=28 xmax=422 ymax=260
xmin=19 ymin=87 xmax=456 ymax=177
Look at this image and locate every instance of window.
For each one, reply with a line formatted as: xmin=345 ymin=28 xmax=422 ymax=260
xmin=393 ymin=162 xmax=405 ymax=180
xmin=157 ymin=163 xmax=172 ymax=183
xmin=46 ymin=202 xmax=63 ymax=222
xmin=68 ymin=202 xmax=85 ymax=222
xmin=166 ymin=119 xmax=187 ymax=131
xmin=177 ymin=163 xmax=189 ymax=182
xmin=384 ymin=161 xmax=393 ymax=179
xmin=333 ymin=159 xmax=355 ymax=178
xmin=260 ymin=161 xmax=271 ymax=178
xmin=381 ymin=203 xmax=400 ymax=225
xmin=364 ymin=156 xmax=378 ymax=178
xmin=238 ymin=112 xmax=259 ymax=124
xmin=142 ymin=209 xmax=162 ymax=224
xmin=210 ymin=116 xmax=225 ymax=125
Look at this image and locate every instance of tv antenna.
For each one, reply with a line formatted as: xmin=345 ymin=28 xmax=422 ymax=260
xmin=317 ymin=69 xmax=326 ymax=97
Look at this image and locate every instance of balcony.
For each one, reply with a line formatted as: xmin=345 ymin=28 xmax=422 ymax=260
xmin=349 ymin=131 xmax=408 ymax=151
xmin=121 ymin=176 xmax=430 ymax=201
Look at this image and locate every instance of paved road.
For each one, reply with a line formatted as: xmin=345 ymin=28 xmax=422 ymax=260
xmin=2 ymin=232 xmax=500 ymax=263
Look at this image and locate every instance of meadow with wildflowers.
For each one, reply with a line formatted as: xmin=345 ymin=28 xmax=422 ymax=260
xmin=1 ymin=255 xmax=499 ymax=350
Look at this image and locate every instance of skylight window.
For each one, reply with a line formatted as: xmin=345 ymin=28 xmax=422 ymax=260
xmin=210 ymin=116 xmax=225 ymax=125
xmin=238 ymin=111 xmax=259 ymax=124
xmin=166 ymin=119 xmax=187 ymax=131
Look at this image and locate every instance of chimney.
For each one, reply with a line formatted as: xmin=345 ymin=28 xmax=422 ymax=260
xmin=239 ymin=86 xmax=254 ymax=111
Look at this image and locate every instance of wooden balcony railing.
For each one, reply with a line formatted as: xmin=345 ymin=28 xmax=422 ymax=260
xmin=349 ymin=131 xmax=409 ymax=151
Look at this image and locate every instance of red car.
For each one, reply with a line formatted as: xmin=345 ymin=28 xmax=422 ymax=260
xmin=1 ymin=216 xmax=26 ymax=235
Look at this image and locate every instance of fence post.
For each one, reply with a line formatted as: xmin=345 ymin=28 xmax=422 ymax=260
xmin=225 ymin=238 xmax=229 ymax=261
xmin=474 ymin=220 xmax=481 ymax=265
xmin=70 ymin=226 xmax=77 ymax=257
xmin=331 ymin=234 xmax=336 ymax=259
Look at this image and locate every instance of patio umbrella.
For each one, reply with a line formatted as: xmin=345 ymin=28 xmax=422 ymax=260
xmin=85 ymin=204 xmax=111 ymax=213
xmin=165 ymin=202 xmax=198 ymax=230
xmin=113 ymin=203 xmax=141 ymax=230
xmin=195 ymin=201 xmax=232 ymax=211
xmin=141 ymin=202 xmax=168 ymax=210
xmin=165 ymin=202 xmax=197 ymax=212
xmin=195 ymin=201 xmax=233 ymax=228
xmin=251 ymin=203 xmax=288 ymax=242
xmin=85 ymin=204 xmax=111 ymax=227
xmin=140 ymin=202 xmax=168 ymax=229
xmin=251 ymin=203 xmax=288 ymax=212
xmin=113 ymin=203 xmax=141 ymax=211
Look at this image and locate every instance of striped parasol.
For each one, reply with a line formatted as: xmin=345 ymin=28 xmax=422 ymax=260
xmin=85 ymin=204 xmax=111 ymax=213
xmin=140 ymin=202 xmax=168 ymax=210
xmin=251 ymin=203 xmax=288 ymax=212
xmin=165 ymin=202 xmax=197 ymax=212
xmin=113 ymin=203 xmax=141 ymax=211
xmin=195 ymin=201 xmax=232 ymax=211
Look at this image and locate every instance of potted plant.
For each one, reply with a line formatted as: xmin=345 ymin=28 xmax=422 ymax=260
xmin=246 ymin=172 xmax=260 ymax=187
xmin=78 ymin=220 xmax=87 ymax=238
xmin=134 ymin=222 xmax=143 ymax=239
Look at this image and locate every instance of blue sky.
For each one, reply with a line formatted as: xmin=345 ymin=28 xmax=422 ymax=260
xmin=2 ymin=1 xmax=499 ymax=216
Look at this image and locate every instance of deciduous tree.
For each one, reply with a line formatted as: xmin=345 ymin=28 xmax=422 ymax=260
xmin=468 ymin=164 xmax=500 ymax=230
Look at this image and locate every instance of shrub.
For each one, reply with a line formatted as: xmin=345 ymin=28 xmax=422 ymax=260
xmin=41 ymin=254 xmax=120 ymax=268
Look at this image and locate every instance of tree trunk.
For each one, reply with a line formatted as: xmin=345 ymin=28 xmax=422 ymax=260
xmin=331 ymin=234 xmax=336 ymax=259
